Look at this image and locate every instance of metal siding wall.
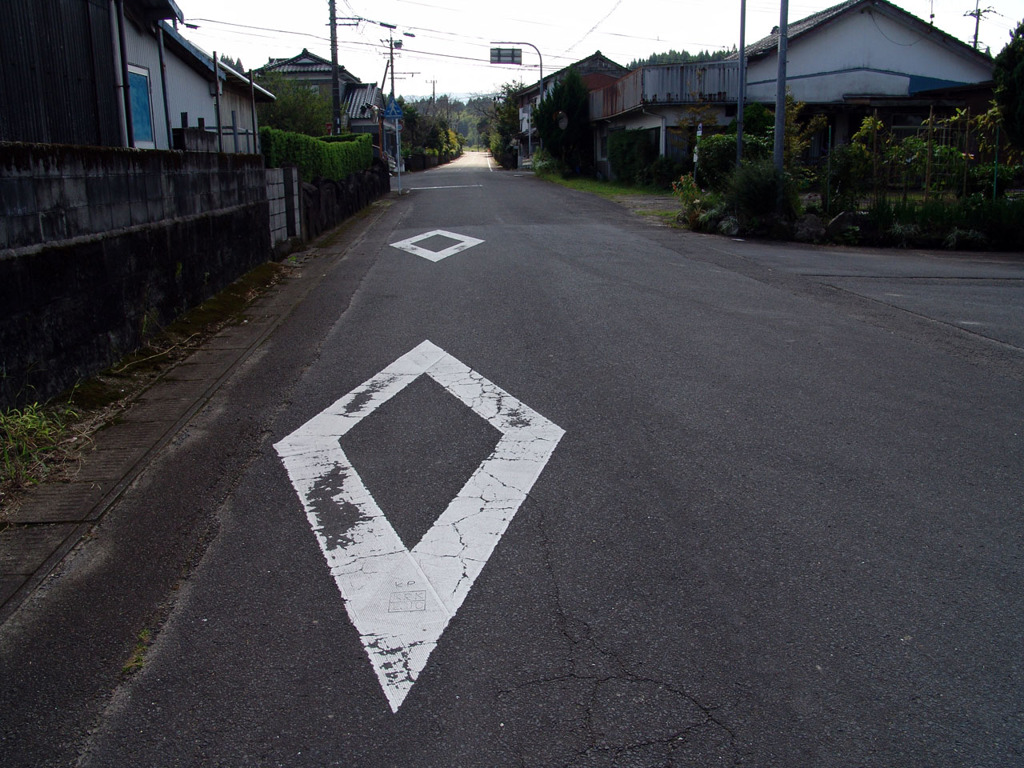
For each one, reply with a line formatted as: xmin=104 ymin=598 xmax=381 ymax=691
xmin=0 ymin=0 xmax=48 ymax=142
xmin=87 ymin=0 xmax=121 ymax=144
xmin=590 ymin=63 xmax=740 ymax=121
xmin=163 ymin=51 xmax=215 ymax=130
xmin=0 ymin=0 xmax=118 ymax=145
xmin=124 ymin=15 xmax=168 ymax=148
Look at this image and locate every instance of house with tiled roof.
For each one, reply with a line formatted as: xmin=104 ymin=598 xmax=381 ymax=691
xmin=260 ymin=49 xmax=361 ymax=98
xmin=738 ymin=0 xmax=994 ymax=143
xmin=258 ymin=49 xmax=384 ymax=138
xmin=589 ymin=0 xmax=994 ymax=178
xmin=514 ymin=51 xmax=629 ymax=165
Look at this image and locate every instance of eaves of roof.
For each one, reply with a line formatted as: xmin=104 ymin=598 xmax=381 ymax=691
xmin=158 ymin=21 xmax=275 ymax=101
xmin=732 ymin=0 xmax=992 ymax=66
xmin=343 ymin=83 xmax=384 ymax=120
xmin=132 ymin=0 xmax=183 ymax=22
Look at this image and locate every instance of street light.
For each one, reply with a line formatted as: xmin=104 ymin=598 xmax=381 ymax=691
xmin=491 ymin=41 xmax=544 ymax=162
xmin=381 ymin=23 xmax=415 ymax=101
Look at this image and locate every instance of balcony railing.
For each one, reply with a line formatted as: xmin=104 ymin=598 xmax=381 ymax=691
xmin=590 ymin=62 xmax=740 ymax=120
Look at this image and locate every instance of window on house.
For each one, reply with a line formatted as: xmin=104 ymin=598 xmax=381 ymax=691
xmin=128 ymin=65 xmax=155 ymax=149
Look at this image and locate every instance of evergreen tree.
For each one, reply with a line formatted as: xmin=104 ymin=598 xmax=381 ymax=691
xmin=254 ymin=70 xmax=331 ymax=137
xmin=994 ymin=19 xmax=1024 ymax=148
xmin=534 ymin=68 xmax=591 ymax=172
xmin=627 ymin=47 xmax=736 ymax=68
xmin=488 ymin=82 xmax=523 ymax=169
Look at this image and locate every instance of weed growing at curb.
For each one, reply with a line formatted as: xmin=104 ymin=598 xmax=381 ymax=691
xmin=122 ymin=628 xmax=153 ymax=674
xmin=0 ymin=402 xmax=81 ymax=499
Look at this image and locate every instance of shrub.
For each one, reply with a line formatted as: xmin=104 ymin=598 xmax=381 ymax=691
xmin=637 ymin=155 xmax=686 ymax=189
xmin=824 ymin=142 xmax=872 ymax=213
xmin=260 ymin=128 xmax=372 ymax=182
xmin=726 ymin=160 xmax=800 ymax=230
xmin=695 ymin=134 xmax=736 ymax=190
xmin=879 ymin=194 xmax=1024 ymax=250
xmin=608 ymin=129 xmax=658 ymax=184
xmin=672 ymin=173 xmax=726 ymax=231
xmin=318 ymin=134 xmax=364 ymax=144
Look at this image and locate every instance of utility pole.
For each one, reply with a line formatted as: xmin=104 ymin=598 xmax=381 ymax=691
xmin=329 ymin=0 xmax=341 ymax=134
xmin=773 ymin=0 xmax=788 ymax=173
xmin=737 ymin=0 xmax=747 ymax=165
xmin=965 ymin=0 xmax=994 ymax=49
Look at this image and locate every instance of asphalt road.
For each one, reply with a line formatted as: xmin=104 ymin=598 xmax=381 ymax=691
xmin=3 ymin=152 xmax=1024 ymax=767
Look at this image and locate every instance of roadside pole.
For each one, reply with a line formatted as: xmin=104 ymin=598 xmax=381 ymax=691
xmin=395 ymin=117 xmax=403 ymax=194
xmin=384 ymin=97 xmax=404 ymax=194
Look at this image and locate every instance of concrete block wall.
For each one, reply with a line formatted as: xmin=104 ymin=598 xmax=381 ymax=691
xmin=1 ymin=144 xmax=267 ymax=252
xmin=267 ymin=166 xmax=300 ymax=247
xmin=0 ymin=143 xmax=271 ymax=409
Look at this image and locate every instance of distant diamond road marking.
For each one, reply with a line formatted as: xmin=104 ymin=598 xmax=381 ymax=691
xmin=390 ymin=229 xmax=485 ymax=262
xmin=274 ymin=341 xmax=564 ymax=712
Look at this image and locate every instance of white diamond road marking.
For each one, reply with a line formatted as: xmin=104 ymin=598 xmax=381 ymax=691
xmin=389 ymin=229 xmax=485 ymax=262
xmin=274 ymin=340 xmax=564 ymax=712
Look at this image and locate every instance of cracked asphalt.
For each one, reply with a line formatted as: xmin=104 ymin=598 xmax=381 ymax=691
xmin=3 ymin=152 xmax=1024 ymax=767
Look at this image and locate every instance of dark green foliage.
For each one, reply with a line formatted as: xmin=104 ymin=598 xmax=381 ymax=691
xmin=260 ymin=129 xmax=372 ymax=181
xmin=823 ymin=142 xmax=873 ymax=214
xmin=728 ymin=103 xmax=774 ymax=137
xmin=318 ymin=134 xmax=363 ymax=143
xmin=696 ymin=133 xmax=774 ymax=191
xmin=964 ymin=161 xmax=1023 ymax=197
xmin=636 ymin=155 xmax=686 ymax=189
xmin=534 ymin=68 xmax=592 ymax=172
xmin=254 ymin=70 xmax=331 ymax=137
xmin=695 ymin=134 xmax=736 ymax=190
xmin=608 ymin=129 xmax=659 ymax=184
xmin=994 ymin=19 xmax=1024 ymax=149
xmin=886 ymin=195 xmax=1024 ymax=250
xmin=489 ymin=82 xmax=523 ymax=169
xmin=627 ymin=48 xmax=737 ymax=68
xmin=726 ymin=160 xmax=800 ymax=228
xmin=218 ymin=54 xmax=245 ymax=73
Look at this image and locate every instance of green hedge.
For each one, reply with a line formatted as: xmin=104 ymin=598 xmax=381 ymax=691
xmin=608 ymin=129 xmax=659 ymax=185
xmin=260 ymin=128 xmax=372 ymax=181
xmin=318 ymin=134 xmax=364 ymax=144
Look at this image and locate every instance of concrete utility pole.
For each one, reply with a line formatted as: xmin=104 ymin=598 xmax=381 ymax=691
xmin=329 ymin=0 xmax=341 ymax=134
xmin=773 ymin=0 xmax=788 ymax=172
xmin=737 ymin=0 xmax=747 ymax=165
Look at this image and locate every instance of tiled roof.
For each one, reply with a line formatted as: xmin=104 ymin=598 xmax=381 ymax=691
xmin=344 ymin=83 xmax=384 ymax=120
xmin=735 ymin=0 xmax=988 ymax=62
xmin=742 ymin=0 xmax=862 ymax=59
xmin=262 ymin=48 xmax=359 ymax=83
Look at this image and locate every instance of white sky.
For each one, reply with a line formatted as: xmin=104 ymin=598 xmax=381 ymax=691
xmin=176 ymin=0 xmax=1024 ymax=99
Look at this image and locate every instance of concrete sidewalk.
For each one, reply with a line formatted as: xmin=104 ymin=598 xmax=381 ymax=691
xmin=0 ymin=201 xmax=390 ymax=626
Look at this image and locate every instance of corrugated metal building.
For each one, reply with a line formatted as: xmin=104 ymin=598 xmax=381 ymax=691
xmin=0 ymin=0 xmax=273 ymax=152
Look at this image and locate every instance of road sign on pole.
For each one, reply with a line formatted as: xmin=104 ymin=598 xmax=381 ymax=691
xmin=489 ymin=47 xmax=522 ymax=65
xmin=384 ymin=97 xmax=403 ymax=120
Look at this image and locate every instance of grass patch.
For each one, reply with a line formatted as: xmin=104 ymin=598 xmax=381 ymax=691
xmin=535 ymin=172 xmax=668 ymax=200
xmin=648 ymin=209 xmax=681 ymax=224
xmin=3 ymin=260 xmax=288 ymax=514
xmin=122 ymin=628 xmax=153 ymax=674
xmin=0 ymin=402 xmax=81 ymax=499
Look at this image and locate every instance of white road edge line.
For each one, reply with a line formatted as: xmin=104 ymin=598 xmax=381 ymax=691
xmin=274 ymin=340 xmax=565 ymax=712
